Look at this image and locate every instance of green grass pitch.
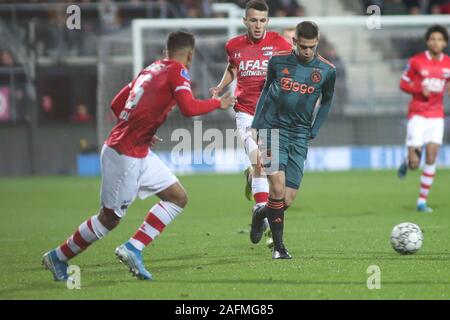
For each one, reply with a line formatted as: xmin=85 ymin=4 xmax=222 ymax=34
xmin=1 ymin=170 xmax=449 ymax=299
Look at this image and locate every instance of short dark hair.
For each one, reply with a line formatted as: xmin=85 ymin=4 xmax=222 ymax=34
xmin=245 ymin=0 xmax=269 ymax=14
xmin=166 ymin=31 xmax=195 ymax=53
xmin=295 ymin=21 xmax=319 ymax=40
xmin=425 ymin=24 xmax=449 ymax=43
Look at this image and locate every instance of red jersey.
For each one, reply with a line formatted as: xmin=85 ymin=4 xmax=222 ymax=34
xmin=400 ymin=51 xmax=450 ymax=119
xmin=226 ymin=31 xmax=292 ymax=115
xmin=106 ymin=59 xmax=221 ymax=158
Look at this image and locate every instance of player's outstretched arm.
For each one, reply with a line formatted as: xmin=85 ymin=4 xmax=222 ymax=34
xmin=209 ymin=63 xmax=237 ymax=97
xmin=310 ymin=68 xmax=336 ymax=139
xmin=218 ymin=92 xmax=236 ymax=109
xmin=175 ymin=89 xmax=235 ymax=117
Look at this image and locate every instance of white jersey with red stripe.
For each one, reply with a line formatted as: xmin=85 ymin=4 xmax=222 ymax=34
xmin=400 ymin=51 xmax=450 ymax=119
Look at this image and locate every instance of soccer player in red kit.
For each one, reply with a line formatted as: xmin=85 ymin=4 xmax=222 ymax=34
xmin=210 ymin=0 xmax=292 ymax=245
xmin=42 ymin=31 xmax=235 ymax=281
xmin=398 ymin=25 xmax=450 ymax=212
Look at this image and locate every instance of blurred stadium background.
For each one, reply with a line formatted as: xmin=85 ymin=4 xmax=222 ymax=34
xmin=0 ymin=0 xmax=450 ymax=176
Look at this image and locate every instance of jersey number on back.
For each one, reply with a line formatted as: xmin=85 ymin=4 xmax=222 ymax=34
xmin=119 ymin=63 xmax=164 ymax=121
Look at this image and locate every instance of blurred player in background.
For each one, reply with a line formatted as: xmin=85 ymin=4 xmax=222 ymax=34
xmin=281 ymin=27 xmax=296 ymax=46
xmin=42 ymin=31 xmax=235 ymax=281
xmin=209 ymin=0 xmax=292 ymax=247
xmin=251 ymin=21 xmax=336 ymax=259
xmin=398 ymin=24 xmax=450 ymax=213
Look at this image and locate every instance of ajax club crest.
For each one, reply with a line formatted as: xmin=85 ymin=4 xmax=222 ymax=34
xmin=310 ymin=70 xmax=322 ymax=83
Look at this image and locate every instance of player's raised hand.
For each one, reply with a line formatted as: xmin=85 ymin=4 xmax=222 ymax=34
xmin=218 ymin=92 xmax=236 ymax=109
xmin=209 ymin=86 xmax=223 ymax=98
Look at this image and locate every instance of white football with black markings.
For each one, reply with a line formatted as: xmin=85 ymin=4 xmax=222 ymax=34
xmin=390 ymin=222 xmax=423 ymax=254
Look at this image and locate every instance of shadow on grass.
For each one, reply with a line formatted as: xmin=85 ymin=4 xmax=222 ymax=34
xmin=401 ymin=205 xmax=441 ymax=212
xmin=150 ymin=257 xmax=241 ymax=273
xmin=0 ymin=279 xmax=75 ymax=298
xmin=145 ymin=253 xmax=211 ymax=263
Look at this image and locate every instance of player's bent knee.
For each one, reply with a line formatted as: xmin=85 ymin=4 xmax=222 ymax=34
xmin=270 ymin=185 xmax=285 ymax=199
xmin=99 ymin=207 xmax=121 ymax=230
xmin=157 ymin=182 xmax=188 ymax=208
xmin=171 ymin=191 xmax=188 ymax=208
xmin=178 ymin=193 xmax=188 ymax=208
xmin=426 ymin=155 xmax=437 ymax=165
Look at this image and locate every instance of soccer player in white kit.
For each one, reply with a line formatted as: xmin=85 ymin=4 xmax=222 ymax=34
xmin=42 ymin=31 xmax=235 ymax=281
xmin=398 ymin=25 xmax=450 ymax=212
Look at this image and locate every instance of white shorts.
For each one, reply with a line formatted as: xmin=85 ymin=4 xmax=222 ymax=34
xmin=406 ymin=116 xmax=444 ymax=147
xmin=235 ymin=111 xmax=258 ymax=158
xmin=100 ymin=145 xmax=178 ymax=218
